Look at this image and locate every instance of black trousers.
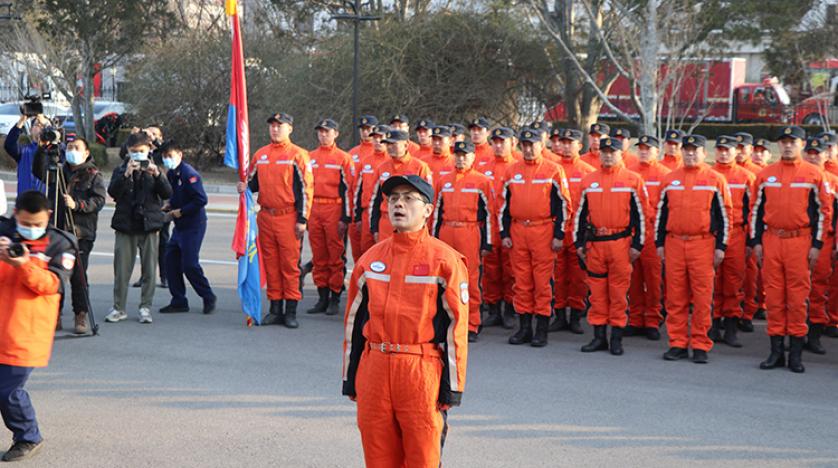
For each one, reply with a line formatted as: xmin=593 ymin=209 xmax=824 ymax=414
xmin=59 ymin=238 xmax=93 ymax=315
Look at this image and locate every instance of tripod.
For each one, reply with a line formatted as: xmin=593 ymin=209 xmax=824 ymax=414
xmin=45 ymin=163 xmax=100 ymax=336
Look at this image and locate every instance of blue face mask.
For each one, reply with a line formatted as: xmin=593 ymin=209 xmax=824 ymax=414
xmin=162 ymin=158 xmax=179 ymax=170
xmin=66 ymin=150 xmax=85 ymax=165
xmin=17 ymin=223 xmax=46 ymax=240
xmin=129 ymin=152 xmax=149 ymax=161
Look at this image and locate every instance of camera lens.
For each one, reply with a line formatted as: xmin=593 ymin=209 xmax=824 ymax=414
xmin=7 ymin=243 xmax=24 ymax=258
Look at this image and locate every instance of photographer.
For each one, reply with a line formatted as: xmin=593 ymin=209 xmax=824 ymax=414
xmin=106 ymin=132 xmax=172 ymax=325
xmin=32 ymin=136 xmax=106 ymax=334
xmin=3 ymin=113 xmax=50 ymax=194
xmin=0 ymin=191 xmax=75 ymax=462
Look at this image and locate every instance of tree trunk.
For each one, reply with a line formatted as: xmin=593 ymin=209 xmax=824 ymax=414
xmin=638 ymin=0 xmax=659 ymax=135
xmin=81 ymin=69 xmax=96 ymax=142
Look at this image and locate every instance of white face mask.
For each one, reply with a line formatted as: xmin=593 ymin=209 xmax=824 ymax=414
xmin=66 ymin=150 xmax=85 ymax=165
xmin=162 ymin=157 xmax=180 ymax=170
xmin=129 ymin=152 xmax=149 ymax=161
xmin=17 ymin=223 xmax=46 ymax=240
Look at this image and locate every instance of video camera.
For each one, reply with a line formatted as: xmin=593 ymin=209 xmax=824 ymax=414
xmin=6 ymin=242 xmax=24 ymax=258
xmin=20 ymin=92 xmax=51 ymax=117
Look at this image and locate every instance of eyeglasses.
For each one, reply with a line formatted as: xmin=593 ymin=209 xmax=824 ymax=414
xmin=387 ymin=193 xmax=426 ymax=204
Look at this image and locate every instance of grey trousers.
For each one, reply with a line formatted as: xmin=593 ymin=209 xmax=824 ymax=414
xmin=113 ymin=231 xmax=159 ymax=311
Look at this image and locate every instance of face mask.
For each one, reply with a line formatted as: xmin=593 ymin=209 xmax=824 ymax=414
xmin=130 ymin=152 xmax=149 ymax=161
xmin=66 ymin=150 xmax=85 ymax=165
xmin=162 ymin=158 xmax=179 ymax=170
xmin=17 ymin=223 xmax=46 ymax=240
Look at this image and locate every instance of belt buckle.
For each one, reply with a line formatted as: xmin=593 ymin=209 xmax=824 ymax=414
xmin=776 ymin=229 xmax=786 ymax=237
xmin=379 ymin=342 xmax=390 ymax=353
xmin=522 ymin=219 xmax=532 ymax=226
xmin=596 ymin=227 xmax=609 ymax=236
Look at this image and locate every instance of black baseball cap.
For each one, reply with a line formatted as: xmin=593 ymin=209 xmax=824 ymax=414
xmin=315 ymin=118 xmax=338 ymax=131
xmin=530 ymin=120 xmax=551 ymax=134
xmin=734 ymin=132 xmax=754 ymax=146
xmin=390 ymin=114 xmax=409 ymax=125
xmin=777 ymin=126 xmax=805 ymax=141
xmin=611 ymin=128 xmax=631 ymax=139
xmin=449 ymin=123 xmax=466 ymax=136
xmin=381 ymin=175 xmax=434 ymax=203
xmin=636 ymin=135 xmax=659 ymax=148
xmin=453 ymin=141 xmax=475 ymax=153
xmin=519 ymin=128 xmax=541 ymax=143
xmin=599 ymin=137 xmax=623 ymax=151
xmin=491 ymin=127 xmax=514 ymax=140
xmin=267 ymin=113 xmax=293 ymax=125
xmin=816 ymin=131 xmax=837 ymax=147
xmin=415 ymin=119 xmax=435 ymax=130
xmin=682 ymin=134 xmax=707 ymax=148
xmin=358 ymin=115 xmax=379 ymax=128
xmin=432 ymin=126 xmax=451 ymax=138
xmin=805 ymin=137 xmax=826 ymax=153
xmin=370 ymin=124 xmax=391 ymax=137
xmin=715 ymin=135 xmax=737 ymax=149
xmin=664 ymin=129 xmax=684 ymax=143
xmin=589 ymin=123 xmax=610 ymax=136
xmin=558 ymin=128 xmax=583 ymax=142
xmin=753 ymin=138 xmax=770 ymax=149
xmin=468 ymin=117 xmax=490 ymax=129
xmin=383 ymin=129 xmax=410 ymax=143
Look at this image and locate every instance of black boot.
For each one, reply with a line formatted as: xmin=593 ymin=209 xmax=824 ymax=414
xmin=262 ymin=300 xmax=285 ymax=325
xmin=568 ymin=308 xmax=584 ymax=334
xmin=483 ymin=303 xmax=502 ymax=327
xmin=663 ymin=347 xmax=689 ymax=361
xmin=609 ymin=327 xmax=624 ymax=355
xmin=754 ymin=308 xmax=766 ymax=320
xmin=548 ymin=308 xmax=568 ymax=332
xmin=307 ymin=288 xmax=329 ymax=314
xmin=644 ymin=327 xmax=661 ymax=341
xmin=326 ymin=290 xmax=341 ymax=316
xmin=623 ymin=325 xmax=638 ymax=337
xmin=508 ymin=314 xmax=533 ymax=345
xmin=501 ymin=302 xmax=517 ymax=329
xmin=723 ymin=317 xmax=742 ymax=348
xmin=759 ymin=336 xmax=786 ymax=369
xmin=825 ymin=326 xmax=838 ymax=338
xmin=804 ymin=323 xmax=827 ymax=355
xmin=788 ymin=336 xmax=805 ymax=373
xmin=581 ymin=325 xmax=609 ymax=352
xmin=531 ymin=315 xmax=549 ymax=347
xmin=284 ymin=300 xmax=300 ymax=329
xmin=737 ymin=318 xmax=755 ymax=333
xmin=708 ymin=318 xmax=723 ymax=342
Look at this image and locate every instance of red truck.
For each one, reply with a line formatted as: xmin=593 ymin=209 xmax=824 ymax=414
xmin=545 ymin=58 xmax=796 ymax=125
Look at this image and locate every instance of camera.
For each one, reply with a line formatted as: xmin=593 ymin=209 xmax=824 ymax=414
xmin=20 ymin=92 xmax=51 ymax=117
xmin=7 ymin=242 xmax=24 ymax=258
xmin=140 ymin=160 xmax=150 ymax=169
xmin=40 ymin=127 xmax=61 ymax=146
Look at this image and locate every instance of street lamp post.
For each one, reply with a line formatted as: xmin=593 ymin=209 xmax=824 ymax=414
xmin=332 ymin=0 xmax=380 ymax=147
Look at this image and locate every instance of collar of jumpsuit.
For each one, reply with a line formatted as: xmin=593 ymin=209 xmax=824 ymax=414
xmin=781 ymin=155 xmax=801 ymax=166
xmin=599 ymin=160 xmax=624 ymax=174
xmin=455 ymin=166 xmax=474 ymax=176
xmin=392 ymin=226 xmax=429 ymax=248
xmin=271 ymin=139 xmax=290 ymax=148
xmin=524 ymin=153 xmax=543 ymax=165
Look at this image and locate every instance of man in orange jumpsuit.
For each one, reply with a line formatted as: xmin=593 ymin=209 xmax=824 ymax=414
xmin=581 ymin=123 xmax=609 ymax=167
xmin=370 ymin=130 xmax=432 ymax=243
xmin=353 ymin=125 xmax=391 ymax=255
xmin=751 ymin=126 xmax=831 ymax=373
xmin=389 ymin=115 xmax=421 ymax=154
xmin=574 ymin=137 xmax=648 ymax=356
xmin=449 ymin=123 xmax=467 ymax=152
xmin=342 ymin=175 xmax=468 ymax=468
xmin=500 ymin=129 xmax=571 ymax=347
xmin=819 ymin=132 xmax=838 ymax=338
xmin=609 ymin=128 xmax=638 ymax=166
xmin=427 ymin=126 xmax=455 ymax=181
xmin=347 ymin=115 xmax=379 ymax=263
xmin=306 ymin=119 xmax=354 ymax=316
xmin=433 ymin=141 xmax=494 ymax=342
xmin=627 ymin=135 xmax=670 ymax=340
xmin=414 ymin=118 xmax=435 ymax=162
xmin=468 ymin=117 xmax=494 ymax=166
xmin=709 ymin=135 xmax=755 ymax=348
xmin=239 ymin=113 xmax=313 ymax=329
xmin=740 ymin=136 xmax=770 ymax=331
xmin=478 ymin=127 xmax=518 ymax=329
xmin=550 ymin=128 xmax=595 ymax=334
xmin=656 ymin=134 xmax=731 ymax=364
xmin=661 ymin=129 xmax=683 ymax=170
xmin=801 ymin=136 xmax=836 ymax=355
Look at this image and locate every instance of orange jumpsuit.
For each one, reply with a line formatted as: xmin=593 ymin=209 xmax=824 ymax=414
xmin=556 ymin=155 xmax=596 ymax=311
xmin=711 ymin=162 xmax=755 ymax=320
xmin=342 ymin=229 xmax=469 ymax=468
xmin=656 ymin=163 xmax=732 ymax=351
xmin=824 ymin=160 xmax=838 ymax=328
xmin=426 ymin=151 xmax=455 ymax=182
xmin=750 ymin=158 xmax=831 ymax=338
xmin=473 ymin=142 xmax=494 ymax=167
xmin=627 ymin=159 xmax=671 ymax=328
xmin=408 ymin=140 xmax=421 ymax=155
xmin=739 ymin=157 xmax=766 ymax=319
xmin=807 ymin=165 xmax=838 ymax=326
xmin=348 ymin=141 xmax=376 ymax=262
xmin=574 ymin=163 xmax=648 ymax=327
xmin=542 ymin=148 xmax=562 ymax=164
xmin=308 ymin=144 xmax=354 ymax=293
xmin=249 ymin=140 xmax=313 ymax=301
xmin=433 ymin=168 xmax=494 ymax=333
xmin=369 ymin=154 xmax=433 ymax=242
xmin=353 ymin=150 xmax=390 ymax=255
xmin=621 ymin=150 xmax=639 ymax=167
xmin=478 ymin=152 xmax=517 ymax=305
xmin=415 ymin=144 xmax=434 ymax=162
xmin=661 ymin=152 xmax=682 ymax=171
xmin=581 ymin=149 xmax=600 ymax=168
xmin=500 ymin=156 xmax=571 ymax=316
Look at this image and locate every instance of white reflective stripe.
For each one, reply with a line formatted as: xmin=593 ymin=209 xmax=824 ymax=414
xmin=364 ymin=271 xmax=391 ymax=282
xmin=644 ymin=181 xmax=661 ymax=186
xmin=531 ymin=179 xmax=552 ymax=184
xmin=664 ymin=185 xmax=685 ymax=190
xmin=477 ymin=188 xmax=492 ymax=246
xmin=361 ymin=168 xmax=374 ymax=174
xmin=311 ymin=163 xmax=320 ymax=168
xmin=404 ymin=275 xmax=440 ymax=284
xmin=437 ymin=275 xmax=460 ymax=392
xmin=610 ymin=187 xmax=633 ymax=192
xmin=790 ymin=182 xmax=817 ymax=189
xmin=585 ymin=187 xmax=604 ymax=192
xmin=293 ymin=162 xmax=309 ymax=218
xmin=340 ymin=166 xmax=351 ymax=219
xmin=441 ymin=188 xmax=455 ymax=193
xmin=812 ymin=185 xmax=824 ymax=242
xmin=569 ymin=178 xmax=582 ymax=182
xmin=343 ymin=275 xmax=367 ymax=380
xmin=749 ymin=182 xmax=768 ymax=237
xmin=714 ymin=189 xmax=730 ymax=247
xmin=499 ymin=181 xmax=512 ymax=232
xmin=275 ymin=160 xmax=294 ymax=165
xmin=728 ymin=183 xmax=748 ymax=189
xmin=692 ymin=185 xmax=717 ymax=191
xmin=460 ymin=188 xmax=480 ymax=193
xmin=552 ymin=179 xmax=570 ymax=232
xmin=507 ymin=179 xmax=525 ymax=184
xmin=631 ymin=188 xmax=645 ymax=247
xmin=439 ymin=171 xmax=453 ymax=176
xmin=572 ymin=189 xmax=590 ymax=244
xmin=31 ymin=252 xmax=51 ymax=263
xmin=764 ymin=182 xmax=782 ymax=188
xmin=256 ymin=160 xmax=270 ymax=165
xmin=323 ymin=164 xmax=342 ymax=170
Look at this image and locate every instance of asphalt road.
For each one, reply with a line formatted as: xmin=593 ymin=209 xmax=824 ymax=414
xmin=5 ymin=206 xmax=838 ymax=467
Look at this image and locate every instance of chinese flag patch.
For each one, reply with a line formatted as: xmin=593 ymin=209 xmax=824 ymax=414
xmin=412 ymin=264 xmax=430 ymax=276
xmin=189 ymin=176 xmax=198 ymax=184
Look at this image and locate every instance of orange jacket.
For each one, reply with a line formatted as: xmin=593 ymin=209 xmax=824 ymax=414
xmin=825 ymin=160 xmax=838 ymax=177
xmin=622 ymin=150 xmax=639 ymax=167
xmin=542 ymin=148 xmax=561 ymax=164
xmin=499 ymin=156 xmax=572 ymax=240
xmin=369 ymin=154 xmax=433 ymax=233
xmin=817 ymin=166 xmax=838 ymax=234
xmin=749 ymin=158 xmax=832 ymax=249
xmin=249 ymin=140 xmax=314 ymax=223
xmin=348 ymin=141 xmax=375 ymax=168
xmin=342 ymin=228 xmax=469 ymax=405
xmin=426 ymin=151 xmax=455 ymax=182
xmin=661 ymin=153 xmax=682 ymax=171
xmin=573 ymin=163 xmax=649 ymax=251
xmin=738 ymin=158 xmax=764 ymax=176
xmin=477 ymin=152 xmax=516 ymax=245
xmin=415 ymin=144 xmax=434 ymax=162
xmin=559 ymin=155 xmax=597 ymax=218
xmin=0 ymin=222 xmax=74 ymax=368
xmin=581 ymin=150 xmax=600 ymax=168
xmin=474 ymin=142 xmax=494 ymax=166
xmin=629 ymin=159 xmax=671 ymax=223
xmin=432 ymin=168 xmax=494 ymax=251
xmin=309 ymin=144 xmax=354 ymax=222
xmin=655 ymin=162 xmax=733 ymax=251
xmin=352 ymin=150 xmax=390 ymax=222
xmin=712 ymin=161 xmax=756 ymax=229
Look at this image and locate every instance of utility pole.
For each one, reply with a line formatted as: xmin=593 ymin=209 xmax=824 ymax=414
xmin=332 ymin=0 xmax=380 ymax=146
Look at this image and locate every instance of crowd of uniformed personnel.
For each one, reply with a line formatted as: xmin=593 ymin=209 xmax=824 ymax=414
xmin=243 ymin=111 xmax=838 ymax=373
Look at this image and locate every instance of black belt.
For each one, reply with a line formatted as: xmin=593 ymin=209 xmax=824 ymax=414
xmin=587 ymin=226 xmax=632 ymax=242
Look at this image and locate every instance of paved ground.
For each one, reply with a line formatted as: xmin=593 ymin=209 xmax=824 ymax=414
xmin=3 ymin=204 xmax=838 ymax=467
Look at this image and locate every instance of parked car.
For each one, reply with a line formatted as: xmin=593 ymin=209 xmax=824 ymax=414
xmin=60 ymin=100 xmax=132 ymax=146
xmin=0 ymin=101 xmax=70 ymax=135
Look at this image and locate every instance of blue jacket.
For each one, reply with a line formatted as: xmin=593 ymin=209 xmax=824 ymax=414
xmin=166 ymin=161 xmax=207 ymax=229
xmin=4 ymin=126 xmax=44 ymax=194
